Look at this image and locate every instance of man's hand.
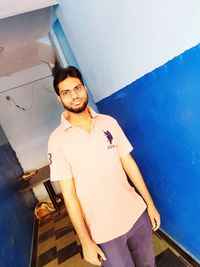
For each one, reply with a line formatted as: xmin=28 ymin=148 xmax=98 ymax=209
xmin=82 ymin=240 xmax=106 ymax=266
xmin=147 ymin=204 xmax=161 ymax=231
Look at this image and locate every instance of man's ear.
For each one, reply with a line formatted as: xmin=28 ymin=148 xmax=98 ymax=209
xmin=57 ymin=96 xmax=62 ymax=103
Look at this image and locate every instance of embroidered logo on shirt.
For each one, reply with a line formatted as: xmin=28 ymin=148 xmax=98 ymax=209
xmin=103 ymin=130 xmax=115 ymax=149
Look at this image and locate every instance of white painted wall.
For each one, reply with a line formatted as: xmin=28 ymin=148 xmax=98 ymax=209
xmin=0 ymin=63 xmax=63 ymax=200
xmin=56 ymin=0 xmax=200 ymax=102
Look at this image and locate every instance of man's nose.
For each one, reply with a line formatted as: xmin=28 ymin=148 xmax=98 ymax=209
xmin=71 ymin=89 xmax=79 ymax=99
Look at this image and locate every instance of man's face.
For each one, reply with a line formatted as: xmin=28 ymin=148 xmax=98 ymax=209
xmin=58 ymin=77 xmax=88 ymax=113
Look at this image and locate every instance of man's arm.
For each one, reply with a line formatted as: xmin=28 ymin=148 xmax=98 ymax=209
xmin=120 ymin=153 xmax=161 ymax=231
xmin=59 ymin=179 xmax=106 ymax=266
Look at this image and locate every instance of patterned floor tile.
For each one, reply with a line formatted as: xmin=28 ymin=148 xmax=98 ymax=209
xmin=58 ymin=254 xmax=79 ymax=267
xmin=43 ymin=258 xmax=58 ymax=267
xmin=58 ymin=254 xmax=96 ymax=267
xmin=38 ymin=228 xmax=55 ymax=243
xmin=55 ymin=225 xmax=74 ymax=240
xmin=55 ymin=216 xmax=72 ymax=231
xmin=38 ymin=221 xmax=55 ymax=235
xmin=37 ymin=246 xmax=57 ymax=267
xmin=37 ymin=237 xmax=56 ymax=257
xmin=57 ymin=241 xmax=80 ymax=264
xmin=156 ymin=248 xmax=187 ymax=266
xmin=54 ymin=210 xmax=68 ymax=223
xmin=153 ymin=233 xmax=169 ymax=256
xmin=56 ymin=231 xmax=77 ymax=251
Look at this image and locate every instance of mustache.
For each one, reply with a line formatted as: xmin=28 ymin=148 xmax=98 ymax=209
xmin=72 ymin=97 xmax=81 ymax=102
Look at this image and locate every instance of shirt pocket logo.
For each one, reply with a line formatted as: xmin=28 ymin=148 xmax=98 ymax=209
xmin=103 ymin=130 xmax=116 ymax=149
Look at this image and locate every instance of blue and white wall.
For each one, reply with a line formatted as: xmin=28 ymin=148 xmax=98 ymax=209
xmin=55 ymin=1 xmax=200 ymax=101
xmin=53 ymin=0 xmax=200 ymax=262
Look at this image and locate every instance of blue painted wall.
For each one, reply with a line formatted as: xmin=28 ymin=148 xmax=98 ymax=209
xmin=52 ymin=19 xmax=79 ymax=69
xmin=0 ymin=142 xmax=37 ymax=267
xmin=0 ymin=125 xmax=8 ymax=146
xmin=97 ymin=44 xmax=200 ymax=262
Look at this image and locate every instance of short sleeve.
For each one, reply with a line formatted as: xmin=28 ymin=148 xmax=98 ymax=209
xmin=48 ymin=135 xmax=73 ymax=181
xmin=114 ymin=119 xmax=133 ymax=157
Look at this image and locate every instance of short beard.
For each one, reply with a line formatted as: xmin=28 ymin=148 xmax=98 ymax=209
xmin=61 ymin=95 xmax=88 ymax=114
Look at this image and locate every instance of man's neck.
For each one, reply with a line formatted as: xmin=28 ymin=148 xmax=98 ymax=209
xmin=68 ymin=107 xmax=92 ymax=132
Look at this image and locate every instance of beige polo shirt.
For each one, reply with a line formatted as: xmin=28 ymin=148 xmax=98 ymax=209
xmin=48 ymin=108 xmax=146 ymax=243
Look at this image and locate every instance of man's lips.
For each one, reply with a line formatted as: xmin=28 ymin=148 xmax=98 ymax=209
xmin=72 ymin=99 xmax=82 ymax=105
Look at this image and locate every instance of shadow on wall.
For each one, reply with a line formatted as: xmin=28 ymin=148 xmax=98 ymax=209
xmin=97 ymin=44 xmax=200 ymax=262
xmin=0 ymin=143 xmax=37 ymax=267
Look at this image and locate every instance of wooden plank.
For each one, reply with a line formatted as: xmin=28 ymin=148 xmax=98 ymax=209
xmin=20 ymin=165 xmax=50 ymax=192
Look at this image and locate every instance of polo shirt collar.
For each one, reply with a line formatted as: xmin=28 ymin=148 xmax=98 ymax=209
xmin=61 ymin=107 xmax=98 ymax=131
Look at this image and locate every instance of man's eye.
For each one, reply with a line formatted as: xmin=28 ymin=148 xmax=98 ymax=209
xmin=63 ymin=91 xmax=70 ymax=96
xmin=75 ymin=86 xmax=81 ymax=91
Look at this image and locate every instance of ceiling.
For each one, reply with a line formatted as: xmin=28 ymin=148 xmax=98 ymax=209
xmin=0 ymin=0 xmax=58 ymax=77
xmin=0 ymin=0 xmax=58 ymax=19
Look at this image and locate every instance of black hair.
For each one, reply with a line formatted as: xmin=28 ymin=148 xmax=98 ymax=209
xmin=52 ymin=61 xmax=84 ymax=96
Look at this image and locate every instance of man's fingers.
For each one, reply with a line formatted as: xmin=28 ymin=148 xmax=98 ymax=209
xmin=148 ymin=213 xmax=155 ymax=229
xmin=154 ymin=217 xmax=161 ymax=231
xmin=89 ymin=254 xmax=102 ymax=266
xmin=98 ymin=248 xmax=106 ymax=261
xmin=150 ymin=216 xmax=156 ymax=230
xmin=153 ymin=218 xmax=158 ymax=231
xmin=151 ymin=216 xmax=161 ymax=231
xmin=91 ymin=259 xmax=101 ymax=266
xmin=149 ymin=215 xmax=158 ymax=231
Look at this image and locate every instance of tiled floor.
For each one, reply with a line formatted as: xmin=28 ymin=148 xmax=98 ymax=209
xmin=35 ymin=205 xmax=194 ymax=267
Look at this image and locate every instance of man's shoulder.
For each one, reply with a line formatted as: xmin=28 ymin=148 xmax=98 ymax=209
xmin=98 ymin=113 xmax=117 ymax=123
xmin=97 ymin=113 xmax=119 ymax=128
xmin=48 ymin=124 xmax=63 ymax=146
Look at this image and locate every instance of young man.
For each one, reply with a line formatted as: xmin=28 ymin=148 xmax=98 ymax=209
xmin=48 ymin=64 xmax=160 ymax=267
